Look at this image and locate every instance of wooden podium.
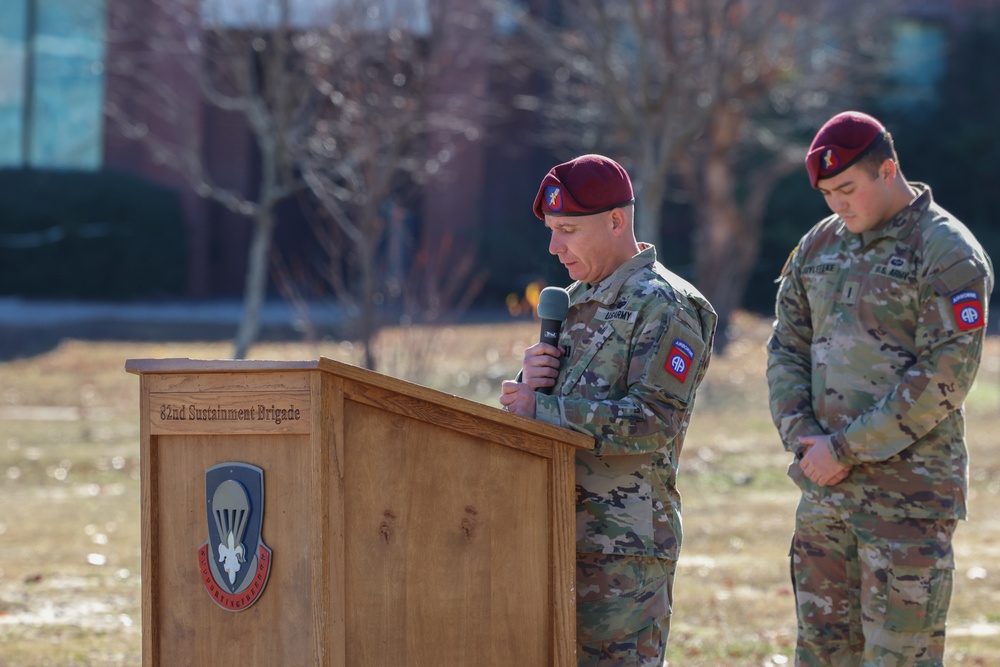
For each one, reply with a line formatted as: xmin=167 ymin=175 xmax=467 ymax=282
xmin=126 ymin=357 xmax=592 ymax=667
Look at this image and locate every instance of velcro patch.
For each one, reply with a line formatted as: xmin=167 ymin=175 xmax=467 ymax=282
xmin=932 ymin=258 xmax=986 ymax=296
xmin=951 ymin=291 xmax=985 ymax=331
xmin=664 ymin=339 xmax=694 ymax=383
xmin=649 ymin=317 xmax=706 ymax=405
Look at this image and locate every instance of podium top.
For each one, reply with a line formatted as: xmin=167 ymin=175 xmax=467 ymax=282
xmin=126 ymin=356 xmax=594 ymax=450
xmin=126 ymin=358 xmax=320 ymax=373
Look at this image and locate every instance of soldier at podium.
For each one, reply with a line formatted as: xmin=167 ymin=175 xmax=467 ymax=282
xmin=501 ymin=154 xmax=717 ymax=666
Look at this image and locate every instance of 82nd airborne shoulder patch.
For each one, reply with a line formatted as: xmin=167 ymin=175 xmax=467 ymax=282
xmin=951 ymin=290 xmax=985 ymax=331
xmin=651 ymin=320 xmax=706 ymax=405
xmin=665 ymin=339 xmax=694 ymax=383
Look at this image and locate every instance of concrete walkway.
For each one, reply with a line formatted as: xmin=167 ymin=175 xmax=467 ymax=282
xmin=0 ymin=297 xmax=344 ymax=328
xmin=0 ymin=297 xmax=512 ymax=360
xmin=0 ymin=297 xmax=347 ymax=360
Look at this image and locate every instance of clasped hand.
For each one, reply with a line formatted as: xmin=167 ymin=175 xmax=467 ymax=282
xmin=499 ymin=342 xmax=562 ymax=418
xmin=798 ymin=434 xmax=851 ymax=486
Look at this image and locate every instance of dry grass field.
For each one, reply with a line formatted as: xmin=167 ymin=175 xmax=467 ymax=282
xmin=0 ymin=312 xmax=997 ymax=666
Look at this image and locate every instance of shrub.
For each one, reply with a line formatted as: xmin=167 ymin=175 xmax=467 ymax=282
xmin=0 ymin=168 xmax=186 ymax=299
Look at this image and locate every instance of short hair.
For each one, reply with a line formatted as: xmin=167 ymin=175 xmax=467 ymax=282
xmin=854 ymin=131 xmax=899 ymax=179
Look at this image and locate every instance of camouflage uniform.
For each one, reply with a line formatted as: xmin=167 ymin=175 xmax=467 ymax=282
xmin=767 ymin=184 xmax=993 ymax=665
xmin=533 ymin=244 xmax=717 ymax=666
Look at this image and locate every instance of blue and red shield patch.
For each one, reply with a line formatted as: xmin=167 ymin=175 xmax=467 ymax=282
xmin=545 ymin=185 xmax=563 ymax=212
xmin=952 ymin=291 xmax=985 ymax=331
xmin=665 ymin=339 xmax=694 ymax=383
xmin=821 ymin=148 xmax=840 ymax=175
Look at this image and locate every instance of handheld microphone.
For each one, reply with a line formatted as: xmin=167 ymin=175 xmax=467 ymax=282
xmin=536 ymin=286 xmax=569 ymax=395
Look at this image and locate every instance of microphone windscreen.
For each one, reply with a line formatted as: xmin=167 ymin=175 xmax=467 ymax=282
xmin=537 ymin=286 xmax=569 ymax=321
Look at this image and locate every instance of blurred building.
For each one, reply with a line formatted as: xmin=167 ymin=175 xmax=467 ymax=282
xmin=0 ymin=0 xmax=997 ymax=298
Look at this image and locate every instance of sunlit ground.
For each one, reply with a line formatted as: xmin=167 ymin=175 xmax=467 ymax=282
xmin=0 ymin=312 xmax=997 ymax=665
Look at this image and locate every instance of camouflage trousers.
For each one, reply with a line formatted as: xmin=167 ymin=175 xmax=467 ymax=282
xmin=790 ymin=498 xmax=956 ymax=666
xmin=576 ymin=553 xmax=675 ymax=667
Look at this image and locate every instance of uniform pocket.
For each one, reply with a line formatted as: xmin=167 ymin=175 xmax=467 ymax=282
xmin=576 ymin=559 xmax=673 ymax=642
xmin=801 ymin=270 xmax=841 ymax=327
xmin=558 ymin=322 xmax=614 ymax=398
xmin=883 ymin=541 xmax=955 ymax=634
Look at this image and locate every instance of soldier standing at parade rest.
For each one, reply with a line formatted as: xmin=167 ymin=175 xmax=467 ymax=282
xmin=767 ymin=111 xmax=994 ymax=665
xmin=500 ymin=154 xmax=717 ymax=666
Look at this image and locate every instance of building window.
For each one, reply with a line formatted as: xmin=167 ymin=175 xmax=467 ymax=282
xmin=0 ymin=0 xmax=106 ymax=170
xmin=886 ymin=18 xmax=947 ymax=113
xmin=201 ymin=0 xmax=431 ymax=34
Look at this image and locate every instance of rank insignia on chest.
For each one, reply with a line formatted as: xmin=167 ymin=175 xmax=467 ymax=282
xmin=665 ymin=339 xmax=695 ymax=383
xmin=951 ymin=291 xmax=985 ymax=331
xmin=873 ymin=257 xmax=911 ymax=280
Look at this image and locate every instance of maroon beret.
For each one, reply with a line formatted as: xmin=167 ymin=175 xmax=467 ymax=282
xmin=805 ymin=111 xmax=886 ymax=188
xmin=533 ymin=154 xmax=635 ymax=219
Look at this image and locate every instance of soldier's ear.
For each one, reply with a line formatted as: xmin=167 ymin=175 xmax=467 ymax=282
xmin=879 ymin=159 xmax=896 ymax=182
xmin=609 ymin=208 xmax=627 ymax=236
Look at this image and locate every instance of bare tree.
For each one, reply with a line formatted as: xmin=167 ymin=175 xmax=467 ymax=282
xmin=105 ymin=0 xmax=323 ymax=358
xmin=281 ymin=0 xmax=490 ymax=371
xmin=499 ymin=0 xmax=897 ymax=347
xmin=682 ymin=2 xmax=898 ymax=346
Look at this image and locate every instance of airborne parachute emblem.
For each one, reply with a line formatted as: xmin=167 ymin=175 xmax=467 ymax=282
xmin=198 ymin=462 xmax=272 ymax=611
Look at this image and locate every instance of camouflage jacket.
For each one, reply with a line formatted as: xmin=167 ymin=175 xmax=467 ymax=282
xmin=767 ymin=184 xmax=994 ymax=519
xmin=534 ymin=245 xmax=717 ymax=559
